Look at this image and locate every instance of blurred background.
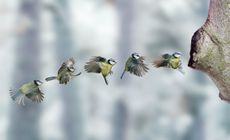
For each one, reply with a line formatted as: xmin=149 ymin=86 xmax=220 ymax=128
xmin=0 ymin=0 xmax=229 ymax=140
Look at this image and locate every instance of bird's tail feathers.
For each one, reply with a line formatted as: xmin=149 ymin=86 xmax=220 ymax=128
xmin=45 ymin=76 xmax=57 ymax=81
xmin=120 ymin=70 xmax=126 ymax=79
xmin=153 ymin=59 xmax=167 ymax=68
xmin=9 ymin=89 xmax=26 ymax=106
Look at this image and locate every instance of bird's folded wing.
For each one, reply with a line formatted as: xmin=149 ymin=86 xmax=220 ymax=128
xmin=128 ymin=57 xmax=149 ymax=77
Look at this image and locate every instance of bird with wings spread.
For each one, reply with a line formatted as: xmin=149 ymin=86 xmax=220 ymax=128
xmin=121 ymin=53 xmax=149 ymax=79
xmin=84 ymin=56 xmax=116 ymax=85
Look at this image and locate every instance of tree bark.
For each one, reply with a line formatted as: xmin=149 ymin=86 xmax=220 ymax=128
xmin=188 ymin=0 xmax=230 ymax=102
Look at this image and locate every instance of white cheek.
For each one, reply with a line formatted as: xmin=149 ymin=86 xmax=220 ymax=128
xmin=111 ymin=62 xmax=116 ymax=65
xmin=134 ymin=56 xmax=140 ymax=59
xmin=37 ymin=82 xmax=42 ymax=85
xmin=174 ymin=54 xmax=180 ymax=58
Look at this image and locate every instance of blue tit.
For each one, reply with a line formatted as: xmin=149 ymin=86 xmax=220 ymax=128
xmin=121 ymin=53 xmax=149 ymax=79
xmin=84 ymin=56 xmax=116 ymax=85
xmin=45 ymin=58 xmax=81 ymax=85
xmin=153 ymin=52 xmax=185 ymax=74
xmin=10 ymin=80 xmax=44 ymax=105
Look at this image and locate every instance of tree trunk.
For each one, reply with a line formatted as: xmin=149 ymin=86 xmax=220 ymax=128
xmin=116 ymin=0 xmax=134 ymax=82
xmin=181 ymin=93 xmax=205 ymax=140
xmin=8 ymin=0 xmax=41 ymax=140
xmin=112 ymin=0 xmax=133 ymax=140
xmin=54 ymin=0 xmax=83 ymax=139
xmin=188 ymin=0 xmax=230 ymax=102
xmin=112 ymin=101 xmax=128 ymax=140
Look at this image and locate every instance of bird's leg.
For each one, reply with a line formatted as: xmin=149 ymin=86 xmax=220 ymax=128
xmin=103 ymin=76 xmax=109 ymax=85
xmin=120 ymin=70 xmax=126 ymax=79
xmin=72 ymin=72 xmax=82 ymax=76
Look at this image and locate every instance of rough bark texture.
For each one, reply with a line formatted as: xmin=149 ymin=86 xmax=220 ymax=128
xmin=188 ymin=0 xmax=230 ymax=102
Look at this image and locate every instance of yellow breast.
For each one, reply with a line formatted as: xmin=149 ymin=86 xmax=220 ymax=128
xmin=101 ymin=63 xmax=112 ymax=76
xmin=170 ymin=58 xmax=181 ymax=69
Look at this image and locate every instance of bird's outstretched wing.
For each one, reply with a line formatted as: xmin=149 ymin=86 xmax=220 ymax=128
xmin=9 ymin=89 xmax=26 ymax=106
xmin=91 ymin=56 xmax=107 ymax=62
xmin=26 ymin=88 xmax=44 ymax=103
xmin=127 ymin=56 xmax=149 ymax=77
xmin=162 ymin=54 xmax=171 ymax=59
xmin=58 ymin=58 xmax=75 ymax=74
xmin=153 ymin=54 xmax=171 ymax=68
xmin=84 ymin=56 xmax=107 ymax=73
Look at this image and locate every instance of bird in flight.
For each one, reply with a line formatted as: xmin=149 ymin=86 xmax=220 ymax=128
xmin=121 ymin=53 xmax=149 ymax=79
xmin=45 ymin=58 xmax=81 ymax=84
xmin=10 ymin=80 xmax=44 ymax=106
xmin=84 ymin=56 xmax=116 ymax=85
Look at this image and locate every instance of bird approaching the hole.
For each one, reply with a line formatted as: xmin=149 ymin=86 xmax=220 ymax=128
xmin=153 ymin=52 xmax=185 ymax=74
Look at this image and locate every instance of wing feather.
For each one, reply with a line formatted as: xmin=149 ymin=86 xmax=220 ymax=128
xmin=153 ymin=54 xmax=171 ymax=68
xmin=91 ymin=56 xmax=107 ymax=62
xmin=84 ymin=56 xmax=107 ymax=73
xmin=162 ymin=54 xmax=171 ymax=59
xmin=127 ymin=56 xmax=149 ymax=77
xmin=58 ymin=58 xmax=75 ymax=74
xmin=9 ymin=89 xmax=26 ymax=106
xmin=26 ymin=88 xmax=44 ymax=103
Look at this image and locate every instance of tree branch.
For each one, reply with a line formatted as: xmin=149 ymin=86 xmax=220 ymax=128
xmin=188 ymin=0 xmax=230 ymax=102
